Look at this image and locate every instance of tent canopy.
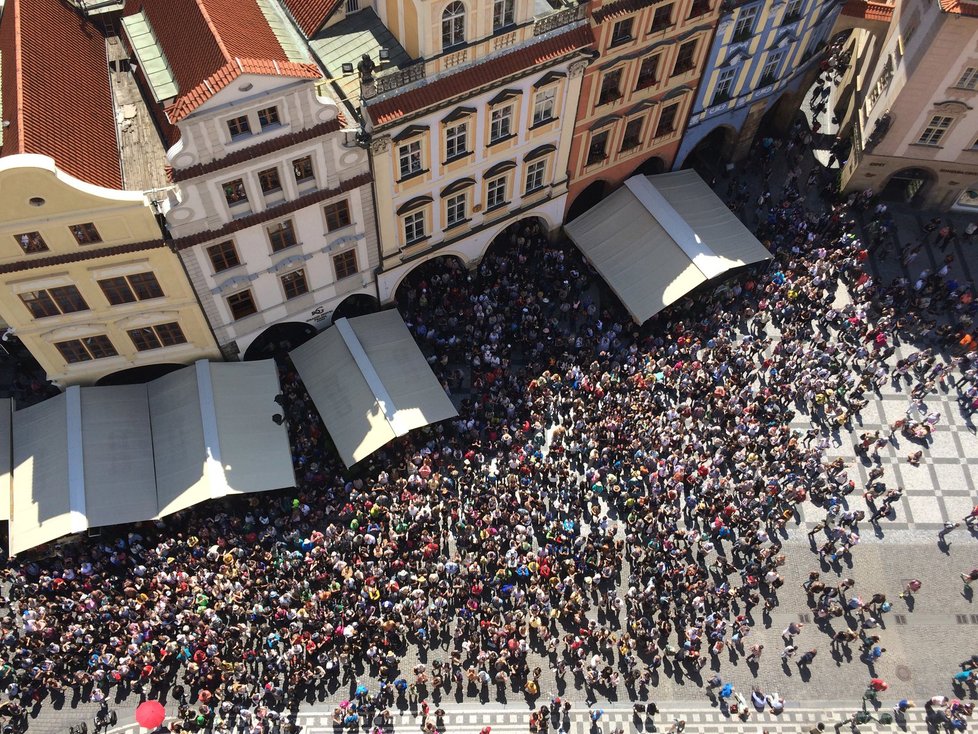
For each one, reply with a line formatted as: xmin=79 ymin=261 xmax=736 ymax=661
xmin=565 ymin=171 xmax=771 ymax=323
xmin=290 ymin=311 xmax=458 ymax=467
xmin=8 ymin=359 xmax=295 ymax=556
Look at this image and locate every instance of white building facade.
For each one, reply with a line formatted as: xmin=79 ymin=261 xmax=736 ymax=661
xmin=163 ymin=76 xmax=380 ymax=358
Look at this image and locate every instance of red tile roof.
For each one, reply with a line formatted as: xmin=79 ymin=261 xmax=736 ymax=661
xmin=0 ymin=0 xmax=122 ymax=189
xmin=368 ymin=25 xmax=593 ymax=126
xmin=279 ymin=0 xmax=341 ymax=36
xmin=125 ymin=0 xmax=322 ymax=123
xmin=940 ymin=0 xmax=978 ymax=15
xmin=840 ymin=0 xmax=893 ymax=21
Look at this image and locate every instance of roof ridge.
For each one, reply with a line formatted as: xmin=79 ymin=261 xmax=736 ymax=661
xmin=9 ymin=0 xmax=25 ymax=151
xmin=193 ymin=0 xmax=234 ymax=63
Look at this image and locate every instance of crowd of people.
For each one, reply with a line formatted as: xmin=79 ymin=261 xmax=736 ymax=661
xmin=0 ymin=119 xmax=976 ymax=734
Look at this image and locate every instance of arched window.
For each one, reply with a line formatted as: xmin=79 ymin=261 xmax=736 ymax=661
xmin=442 ymin=2 xmax=465 ymax=49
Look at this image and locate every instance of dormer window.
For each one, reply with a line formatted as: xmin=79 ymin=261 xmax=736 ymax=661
xmin=258 ymin=106 xmax=281 ymax=129
xmin=15 ymin=231 xmax=48 ymax=254
xmin=493 ymin=0 xmax=514 ymax=30
xmin=227 ymin=115 xmax=251 ymax=139
xmin=71 ymin=222 xmax=101 ymax=245
xmin=442 ymin=2 xmax=466 ymax=49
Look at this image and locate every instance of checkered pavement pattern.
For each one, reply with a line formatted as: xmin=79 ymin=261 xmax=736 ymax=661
xmin=105 ymin=704 xmax=935 ymax=734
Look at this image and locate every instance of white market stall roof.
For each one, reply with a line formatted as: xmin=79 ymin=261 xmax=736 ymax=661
xmin=8 ymin=360 xmax=295 ymax=556
xmin=564 ymin=171 xmax=772 ymax=324
xmin=289 ymin=311 xmax=458 ymax=467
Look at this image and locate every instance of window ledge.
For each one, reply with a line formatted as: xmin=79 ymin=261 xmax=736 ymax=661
xmin=598 ymin=93 xmax=623 ymax=107
xmin=397 ymin=168 xmax=430 ymax=184
xmin=326 ymin=222 xmax=356 ymax=236
xmin=528 ymin=117 xmax=558 ymax=131
xmin=909 ymin=143 xmax=943 ymax=149
xmin=484 ymin=201 xmax=510 ymax=214
xmin=443 ymin=152 xmax=472 ymax=165
xmin=487 ymin=133 xmax=517 ymax=148
xmin=445 ymin=218 xmax=471 ymax=231
xmin=609 ymin=36 xmax=633 ymax=49
xmin=402 ymin=235 xmax=432 ymax=249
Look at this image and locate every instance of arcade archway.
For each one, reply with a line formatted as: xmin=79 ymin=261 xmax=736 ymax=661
xmin=331 ymin=293 xmax=380 ymax=323
xmin=880 ymin=167 xmax=934 ymax=205
xmin=242 ymin=321 xmax=318 ymax=361
xmin=566 ymin=180 xmax=609 ymax=223
xmin=681 ymin=126 xmax=736 ymax=178
xmin=96 ymin=363 xmax=185 ymax=386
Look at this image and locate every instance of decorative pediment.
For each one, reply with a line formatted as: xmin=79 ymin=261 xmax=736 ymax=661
xmin=935 ymin=100 xmax=973 ymax=112
xmin=483 ymin=160 xmax=517 ymax=179
xmin=524 ymin=144 xmax=556 ymax=162
xmin=396 ymin=195 xmax=433 ymax=215
xmin=589 ymin=114 xmax=620 ymax=131
xmin=488 ymin=89 xmax=523 ymax=106
xmin=441 ymin=107 xmax=476 ymax=124
xmin=392 ymin=124 xmax=430 ymax=143
xmin=440 ymin=178 xmax=476 ymax=197
xmin=532 ymin=71 xmax=566 ymax=88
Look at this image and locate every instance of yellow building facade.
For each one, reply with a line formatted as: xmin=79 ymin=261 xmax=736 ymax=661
xmin=0 ymin=155 xmax=220 ymax=386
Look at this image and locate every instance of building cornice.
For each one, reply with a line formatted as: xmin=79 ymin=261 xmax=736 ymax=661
xmin=170 ymin=173 xmax=372 ymax=250
xmin=0 ymin=240 xmax=167 ymax=275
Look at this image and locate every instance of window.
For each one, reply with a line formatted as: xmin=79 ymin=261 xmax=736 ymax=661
xmin=293 ymin=156 xmax=315 ymax=183
xmin=333 ymin=249 xmax=359 ymax=279
xmin=620 ymin=117 xmax=643 ymax=150
xmin=259 ymin=168 xmax=283 ymax=194
xmin=490 ymin=106 xmax=513 ymax=142
xmin=19 ymin=285 xmax=89 ymax=318
xmin=487 ymin=176 xmax=507 ymax=209
xmin=783 ymin=0 xmax=802 ymax=21
xmin=956 ymin=67 xmax=978 ymax=90
xmin=917 ymin=115 xmax=952 ymax=146
xmin=598 ymin=69 xmax=622 ymax=105
xmin=223 ymin=179 xmax=248 ymax=206
xmin=98 ymin=272 xmax=164 ymax=305
xmin=442 ymin=1 xmax=465 ymax=49
xmin=257 ymin=107 xmax=280 ymax=128
xmin=399 ymin=140 xmax=423 ymax=178
xmin=532 ymin=88 xmax=556 ymax=125
xmin=493 ymin=0 xmax=514 ymax=30
xmin=733 ymin=6 xmax=757 ymax=40
xmin=227 ymin=115 xmax=251 ymax=138
xmin=610 ymin=18 xmax=633 ymax=46
xmin=655 ymin=103 xmax=679 ymax=137
xmin=404 ymin=211 xmax=426 ymax=244
xmin=636 ymin=55 xmax=659 ymax=90
xmin=760 ymin=51 xmax=783 ymax=85
xmin=650 ymin=3 xmax=672 ymax=32
xmin=713 ymin=67 xmax=737 ymax=104
xmin=281 ymin=269 xmax=309 ymax=299
xmin=324 ymin=200 xmax=352 ymax=231
xmin=14 ymin=231 xmax=48 ymax=254
xmin=71 ymin=223 xmax=101 ymax=245
xmin=207 ymin=241 xmax=240 ymax=272
xmin=525 ymin=160 xmax=546 ymax=192
xmin=268 ymin=220 xmax=298 ymax=252
xmin=688 ymin=0 xmax=710 ymax=18
xmin=673 ymin=40 xmax=697 ymax=75
xmin=446 ymin=193 xmax=466 ymax=226
xmin=587 ymin=131 xmax=609 ymax=165
xmin=226 ymin=290 xmax=258 ymax=320
xmin=19 ymin=290 xmax=59 ymax=318
xmin=446 ymin=123 xmax=468 ymax=159
xmin=56 ymin=336 xmax=117 ymax=364
xmin=128 ymin=322 xmax=187 ymax=351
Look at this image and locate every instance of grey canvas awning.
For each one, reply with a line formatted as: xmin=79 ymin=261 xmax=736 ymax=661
xmin=289 ymin=311 xmax=458 ymax=467
xmin=8 ymin=359 xmax=296 ymax=555
xmin=565 ymin=171 xmax=771 ymax=323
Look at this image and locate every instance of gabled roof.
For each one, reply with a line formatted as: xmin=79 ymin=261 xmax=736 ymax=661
xmin=0 ymin=0 xmax=122 ymax=189
xmin=840 ymin=0 xmax=893 ymax=22
xmin=279 ymin=0 xmax=341 ymax=36
xmin=368 ymin=25 xmax=592 ymax=126
xmin=940 ymin=0 xmax=978 ymax=15
xmin=123 ymin=0 xmax=321 ymax=123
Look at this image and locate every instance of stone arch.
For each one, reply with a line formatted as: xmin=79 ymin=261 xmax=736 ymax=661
xmin=566 ymin=180 xmax=610 ymax=223
xmin=391 ymin=253 xmax=469 ymax=306
xmin=95 ymin=363 xmax=185 ymax=386
xmin=680 ymin=125 xmax=737 ymax=175
xmin=879 ymin=167 xmax=936 ymax=205
xmin=629 ymin=155 xmax=666 ymax=178
xmin=481 ymin=215 xmax=552 ymax=263
xmin=242 ymin=321 xmax=318 ymax=361
xmin=330 ymin=292 xmax=381 ymax=323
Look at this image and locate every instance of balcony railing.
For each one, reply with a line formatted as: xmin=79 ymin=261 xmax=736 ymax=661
xmin=374 ymin=62 xmax=426 ymax=94
xmin=533 ymin=3 xmax=585 ymax=35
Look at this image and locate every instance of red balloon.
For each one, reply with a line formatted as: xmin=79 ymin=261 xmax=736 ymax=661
xmin=136 ymin=700 xmax=166 ymax=729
